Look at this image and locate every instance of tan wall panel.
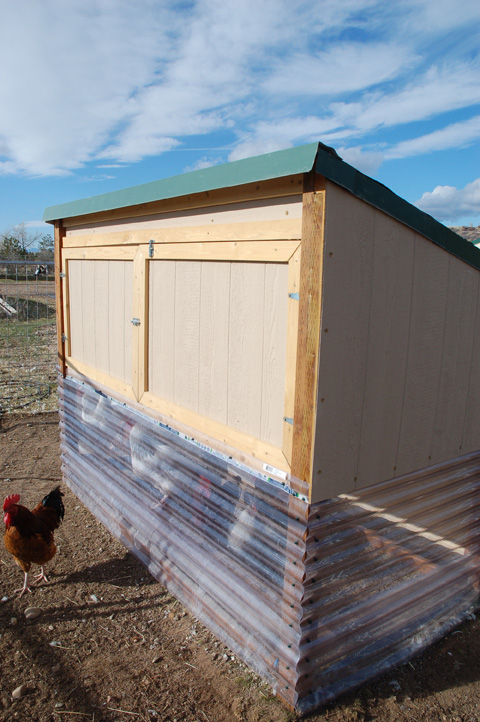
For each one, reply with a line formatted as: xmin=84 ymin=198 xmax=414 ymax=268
xmin=80 ymin=260 xmax=97 ymax=369
xmin=261 ymin=264 xmax=289 ymax=447
xmin=149 ymin=262 xmax=176 ymax=399
xmin=356 ymin=214 xmax=415 ymax=484
xmin=430 ymin=256 xmax=478 ymax=460
xmin=174 ymin=262 xmax=202 ymax=410
xmin=395 ymin=236 xmax=450 ymax=475
xmin=67 ymin=260 xmax=133 ymax=386
xmin=462 ymin=284 xmax=480 ymax=450
xmin=312 ymin=184 xmax=376 ymax=498
xmin=198 ymin=262 xmax=230 ymax=423
xmin=67 ymin=261 xmax=84 ymax=362
xmin=311 ymin=183 xmax=480 ymax=504
xmin=148 ymin=259 xmax=289 ymax=450
xmin=227 ymin=263 xmax=265 ymax=439
xmin=94 ymin=261 xmax=110 ymax=373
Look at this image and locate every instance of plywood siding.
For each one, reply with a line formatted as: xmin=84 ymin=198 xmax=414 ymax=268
xmin=67 ymin=260 xmax=133 ymax=384
xmin=311 ymin=182 xmax=480 ymax=503
xmin=148 ymin=260 xmax=289 ymax=448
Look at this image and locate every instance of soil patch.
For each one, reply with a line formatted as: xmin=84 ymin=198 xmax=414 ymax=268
xmin=1 ymin=412 xmax=480 ymax=721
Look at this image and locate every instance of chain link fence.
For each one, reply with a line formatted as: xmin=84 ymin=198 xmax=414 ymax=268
xmin=0 ymin=261 xmax=58 ymax=416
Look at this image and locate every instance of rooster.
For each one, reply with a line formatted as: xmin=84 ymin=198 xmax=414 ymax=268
xmin=3 ymin=487 xmax=65 ymax=597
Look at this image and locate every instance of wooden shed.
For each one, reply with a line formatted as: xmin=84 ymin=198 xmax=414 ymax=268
xmin=45 ymin=142 xmax=480 ymax=712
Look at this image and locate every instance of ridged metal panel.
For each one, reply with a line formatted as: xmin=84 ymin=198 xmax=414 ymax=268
xmin=58 ymin=375 xmax=480 ymax=713
xmin=58 ymin=375 xmax=308 ymax=705
xmin=295 ymin=454 xmax=480 ymax=713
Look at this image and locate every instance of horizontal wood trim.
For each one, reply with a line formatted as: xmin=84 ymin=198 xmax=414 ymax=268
xmin=62 ymin=219 xmax=302 ymax=248
xmin=63 ymin=246 xmax=137 ymax=261
xmin=63 ymin=240 xmax=301 ymax=263
xmin=65 ymin=357 xmax=136 ymax=401
xmin=61 ymin=175 xmax=305 ymax=228
xmin=140 ymin=391 xmax=290 ymax=473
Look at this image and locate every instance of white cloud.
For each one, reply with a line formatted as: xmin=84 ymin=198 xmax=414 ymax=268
xmin=264 ymin=43 xmax=418 ymax=97
xmin=387 ymin=115 xmax=480 ymax=159
xmin=416 ymin=178 xmax=480 ymax=221
xmin=0 ymin=0 xmax=479 ymax=178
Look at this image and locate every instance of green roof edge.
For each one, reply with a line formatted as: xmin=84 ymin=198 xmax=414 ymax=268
xmin=42 ymin=142 xmax=319 ymax=222
xmin=43 ymin=140 xmax=480 ymax=273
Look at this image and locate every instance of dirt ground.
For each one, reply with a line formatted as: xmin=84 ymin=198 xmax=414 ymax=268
xmin=1 ymin=413 xmax=480 ymax=722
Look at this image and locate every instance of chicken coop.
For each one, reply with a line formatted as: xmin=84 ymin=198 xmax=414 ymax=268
xmin=44 ymin=142 xmax=480 ymax=713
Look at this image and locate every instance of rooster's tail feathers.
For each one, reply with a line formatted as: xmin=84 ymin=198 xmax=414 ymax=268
xmin=42 ymin=486 xmax=65 ymax=523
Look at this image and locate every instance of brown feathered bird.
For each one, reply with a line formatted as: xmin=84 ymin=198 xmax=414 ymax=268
xmin=3 ymin=487 xmax=65 ymax=597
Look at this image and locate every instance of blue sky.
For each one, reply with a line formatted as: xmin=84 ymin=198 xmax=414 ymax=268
xmin=1 ymin=0 xmax=480 ymax=242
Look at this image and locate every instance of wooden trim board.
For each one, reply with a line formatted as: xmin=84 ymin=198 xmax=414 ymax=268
xmin=291 ymin=182 xmax=326 ymax=494
xmin=54 ymin=221 xmax=67 ymax=375
xmin=63 ymin=219 xmax=302 ymax=248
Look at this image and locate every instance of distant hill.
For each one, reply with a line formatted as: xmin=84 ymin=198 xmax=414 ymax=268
xmin=450 ymin=225 xmax=480 ymax=243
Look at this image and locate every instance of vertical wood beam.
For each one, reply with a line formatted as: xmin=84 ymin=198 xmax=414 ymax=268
xmin=54 ymin=220 xmax=67 ymax=376
xmin=291 ymin=175 xmax=325 ymax=497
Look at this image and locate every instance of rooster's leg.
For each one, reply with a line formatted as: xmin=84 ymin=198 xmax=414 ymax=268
xmin=31 ymin=567 xmax=49 ymax=585
xmin=14 ymin=572 xmax=32 ymax=597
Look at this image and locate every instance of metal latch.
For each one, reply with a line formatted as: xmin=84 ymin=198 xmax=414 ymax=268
xmin=59 ymin=272 xmax=66 ymax=278
xmin=283 ymin=417 xmax=294 ymax=425
xmin=61 ymin=333 xmax=68 ymax=343
xmin=288 ymin=292 xmax=300 ymax=300
xmin=131 ymin=318 xmax=141 ymax=326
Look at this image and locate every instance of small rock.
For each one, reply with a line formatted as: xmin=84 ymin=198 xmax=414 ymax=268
xmin=152 ymin=655 xmax=163 ymax=664
xmin=222 ymin=653 xmax=229 ymax=661
xmin=90 ymin=594 xmax=98 ymax=603
xmin=12 ymin=684 xmax=31 ymax=699
xmin=10 ymin=617 xmax=18 ymax=627
xmin=1 ymin=596 xmax=8 ymax=604
xmin=24 ymin=607 xmax=43 ymax=621
xmin=55 ymin=702 xmax=65 ymax=709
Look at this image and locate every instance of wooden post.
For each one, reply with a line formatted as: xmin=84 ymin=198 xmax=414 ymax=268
xmin=291 ymin=175 xmax=325 ymax=497
xmin=54 ymin=220 xmax=67 ymax=376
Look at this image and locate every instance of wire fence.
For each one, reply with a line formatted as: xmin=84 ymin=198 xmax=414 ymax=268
xmin=0 ymin=260 xmax=58 ymax=416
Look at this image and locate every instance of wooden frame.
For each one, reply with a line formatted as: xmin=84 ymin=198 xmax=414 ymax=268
xmin=61 ymin=238 xmax=302 ymax=474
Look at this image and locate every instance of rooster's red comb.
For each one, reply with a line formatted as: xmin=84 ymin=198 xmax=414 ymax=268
xmin=3 ymin=494 xmax=20 ymax=511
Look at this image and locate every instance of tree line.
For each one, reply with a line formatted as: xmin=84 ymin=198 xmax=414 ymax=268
xmin=0 ymin=223 xmax=54 ymax=262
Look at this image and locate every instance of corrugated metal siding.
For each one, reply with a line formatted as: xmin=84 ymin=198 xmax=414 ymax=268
xmin=59 ymin=375 xmax=480 ymax=713
xmin=296 ymin=454 xmax=480 ymax=713
xmin=58 ymin=375 xmax=308 ymax=706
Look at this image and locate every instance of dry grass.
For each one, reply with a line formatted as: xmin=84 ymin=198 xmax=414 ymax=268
xmin=0 ymin=275 xmax=58 ymax=415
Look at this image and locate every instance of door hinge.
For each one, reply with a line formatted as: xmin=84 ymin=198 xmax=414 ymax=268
xmin=59 ymin=272 xmax=66 ymax=278
xmin=61 ymin=333 xmax=68 ymax=343
xmin=149 ymin=239 xmax=155 ymax=258
xmin=131 ymin=318 xmax=141 ymax=326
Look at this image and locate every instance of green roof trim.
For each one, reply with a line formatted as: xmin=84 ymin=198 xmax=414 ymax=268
xmin=43 ymin=140 xmax=480 ymax=273
xmin=42 ymin=142 xmax=319 ymax=222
